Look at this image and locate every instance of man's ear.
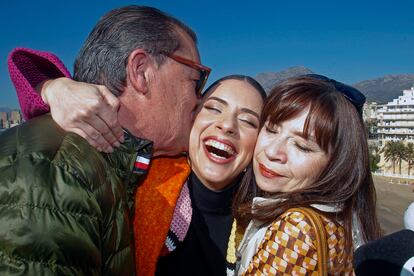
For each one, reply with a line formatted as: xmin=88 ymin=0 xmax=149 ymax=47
xmin=126 ymin=49 xmax=151 ymax=95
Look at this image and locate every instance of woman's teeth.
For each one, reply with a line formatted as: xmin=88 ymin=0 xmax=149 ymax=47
xmin=204 ymin=139 xmax=236 ymax=158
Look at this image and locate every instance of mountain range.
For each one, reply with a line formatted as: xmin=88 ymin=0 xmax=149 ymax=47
xmin=0 ymin=107 xmax=14 ymax=113
xmin=2 ymin=68 xmax=414 ymax=109
xmin=256 ymin=66 xmax=414 ymax=104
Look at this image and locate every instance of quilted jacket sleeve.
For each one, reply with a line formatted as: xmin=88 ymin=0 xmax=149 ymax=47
xmin=0 ymin=116 xmax=134 ymax=275
xmin=7 ymin=48 xmax=71 ymax=120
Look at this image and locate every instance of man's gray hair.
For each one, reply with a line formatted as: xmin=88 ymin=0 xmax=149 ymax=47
xmin=73 ymin=5 xmax=197 ymax=96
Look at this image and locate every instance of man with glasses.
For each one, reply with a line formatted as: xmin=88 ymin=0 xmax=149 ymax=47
xmin=0 ymin=5 xmax=210 ymax=275
xmin=25 ymin=11 xmax=211 ymax=156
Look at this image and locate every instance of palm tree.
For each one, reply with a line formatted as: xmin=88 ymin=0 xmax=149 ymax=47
xmin=382 ymin=141 xmax=406 ymax=174
xmin=404 ymin=143 xmax=414 ymax=176
xmin=395 ymin=141 xmax=406 ymax=175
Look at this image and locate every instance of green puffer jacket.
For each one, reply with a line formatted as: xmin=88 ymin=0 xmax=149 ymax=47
xmin=0 ymin=115 xmax=152 ymax=275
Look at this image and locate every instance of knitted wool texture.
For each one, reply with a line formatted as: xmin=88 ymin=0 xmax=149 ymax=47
xmin=7 ymin=48 xmax=71 ymax=120
xmin=164 ymin=183 xmax=192 ymax=252
xmin=134 ymin=156 xmax=191 ymax=276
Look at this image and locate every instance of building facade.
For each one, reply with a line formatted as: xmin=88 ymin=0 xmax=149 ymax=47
xmin=364 ymin=102 xmax=380 ymax=142
xmin=377 ymin=86 xmax=414 ymax=147
xmin=0 ymin=112 xmax=8 ymax=129
xmin=0 ymin=110 xmax=22 ymax=129
xmin=9 ymin=110 xmax=22 ymax=127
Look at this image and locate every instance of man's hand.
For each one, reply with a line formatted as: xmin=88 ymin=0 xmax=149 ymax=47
xmin=41 ymin=77 xmax=123 ymax=152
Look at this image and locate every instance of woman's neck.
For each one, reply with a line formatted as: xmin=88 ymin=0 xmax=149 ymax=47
xmin=189 ymin=172 xmax=242 ymax=214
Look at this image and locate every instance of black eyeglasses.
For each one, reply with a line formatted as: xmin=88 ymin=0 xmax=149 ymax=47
xmin=305 ymin=74 xmax=365 ymax=117
xmin=166 ymin=54 xmax=211 ymax=99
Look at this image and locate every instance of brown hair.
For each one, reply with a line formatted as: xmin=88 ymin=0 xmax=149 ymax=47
xmin=233 ymin=76 xmax=381 ymax=257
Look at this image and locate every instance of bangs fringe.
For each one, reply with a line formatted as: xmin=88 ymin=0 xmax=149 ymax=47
xmin=262 ymin=80 xmax=339 ymax=153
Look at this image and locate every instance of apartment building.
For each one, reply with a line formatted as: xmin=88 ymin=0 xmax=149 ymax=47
xmin=0 ymin=110 xmax=22 ymax=129
xmin=10 ymin=110 xmax=22 ymax=127
xmin=377 ymin=86 xmax=414 ymax=147
xmin=364 ymin=102 xmax=380 ymax=141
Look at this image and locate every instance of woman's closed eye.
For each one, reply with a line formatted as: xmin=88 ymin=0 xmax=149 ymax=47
xmin=241 ymin=119 xmax=258 ymax=128
xmin=240 ymin=118 xmax=258 ymax=128
xmin=239 ymin=114 xmax=259 ymax=129
xmin=265 ymin=124 xmax=278 ymax=134
xmin=204 ymin=105 xmax=221 ymax=113
xmin=293 ymin=138 xmax=323 ymax=153
xmin=294 ymin=142 xmax=313 ymax=153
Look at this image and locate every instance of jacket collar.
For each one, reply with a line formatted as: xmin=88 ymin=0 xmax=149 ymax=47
xmin=104 ymin=129 xmax=153 ymax=210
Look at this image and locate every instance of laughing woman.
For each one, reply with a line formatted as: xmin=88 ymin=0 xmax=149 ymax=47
xmin=7 ymin=48 xmax=266 ymax=276
xmin=154 ymin=75 xmax=265 ymax=276
xmin=233 ymin=76 xmax=382 ymax=275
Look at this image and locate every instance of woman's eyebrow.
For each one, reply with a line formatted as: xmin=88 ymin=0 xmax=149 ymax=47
xmin=206 ymin=96 xmax=227 ymax=105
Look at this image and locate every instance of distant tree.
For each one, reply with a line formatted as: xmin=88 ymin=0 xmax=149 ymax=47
xmin=395 ymin=142 xmax=406 ymax=175
xmin=365 ymin=119 xmax=378 ymax=140
xmin=369 ymin=145 xmax=381 ymax=172
xmin=382 ymin=141 xmax=406 ymax=174
xmin=404 ymin=143 xmax=414 ymax=176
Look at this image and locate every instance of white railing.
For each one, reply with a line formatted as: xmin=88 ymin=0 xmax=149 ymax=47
xmin=373 ymin=171 xmax=414 ymax=180
xmin=377 ymin=130 xmax=414 ymax=135
xmin=378 ymin=123 xmax=414 ymax=128
xmin=380 ymin=108 xmax=414 ymax=113
xmin=382 ymin=115 xmax=414 ymax=120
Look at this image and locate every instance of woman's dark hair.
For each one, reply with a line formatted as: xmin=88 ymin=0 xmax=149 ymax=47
xmin=233 ymin=76 xmax=381 ymax=258
xmin=202 ymin=74 xmax=267 ymax=100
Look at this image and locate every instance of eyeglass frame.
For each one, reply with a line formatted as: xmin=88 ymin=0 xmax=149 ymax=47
xmin=166 ymin=53 xmax=211 ymax=98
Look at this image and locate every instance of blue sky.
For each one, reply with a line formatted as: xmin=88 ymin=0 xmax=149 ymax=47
xmin=1 ymin=0 xmax=414 ymax=108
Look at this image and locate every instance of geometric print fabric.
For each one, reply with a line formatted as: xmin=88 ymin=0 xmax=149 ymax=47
xmin=242 ymin=211 xmax=354 ymax=275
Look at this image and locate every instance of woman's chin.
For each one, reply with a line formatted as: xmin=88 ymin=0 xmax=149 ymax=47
xmin=197 ymin=170 xmax=236 ymax=190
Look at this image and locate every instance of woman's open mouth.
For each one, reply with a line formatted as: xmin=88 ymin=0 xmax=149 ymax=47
xmin=203 ymin=137 xmax=237 ymax=164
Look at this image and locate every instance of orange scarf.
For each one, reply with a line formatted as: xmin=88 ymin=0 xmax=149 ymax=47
xmin=133 ymin=156 xmax=191 ymax=276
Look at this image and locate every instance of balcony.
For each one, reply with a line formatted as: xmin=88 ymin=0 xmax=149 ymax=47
xmin=379 ymin=109 xmax=414 ymax=114
xmin=377 ymin=131 xmax=414 ymax=138
xmin=377 ymin=123 xmax=414 ymax=128
xmin=381 ymin=115 xmax=414 ymax=121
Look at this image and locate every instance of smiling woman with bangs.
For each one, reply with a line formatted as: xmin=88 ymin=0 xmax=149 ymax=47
xmin=234 ymin=75 xmax=381 ymax=275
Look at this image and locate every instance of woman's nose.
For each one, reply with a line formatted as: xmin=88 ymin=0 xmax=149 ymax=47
xmin=216 ymin=114 xmax=237 ymax=135
xmin=264 ymin=137 xmax=287 ymax=164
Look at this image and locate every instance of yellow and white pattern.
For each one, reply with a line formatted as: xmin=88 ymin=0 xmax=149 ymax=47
xmin=242 ymin=210 xmax=354 ymax=275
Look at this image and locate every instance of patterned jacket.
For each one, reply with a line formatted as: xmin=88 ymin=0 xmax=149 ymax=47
xmin=238 ymin=203 xmax=354 ymax=275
